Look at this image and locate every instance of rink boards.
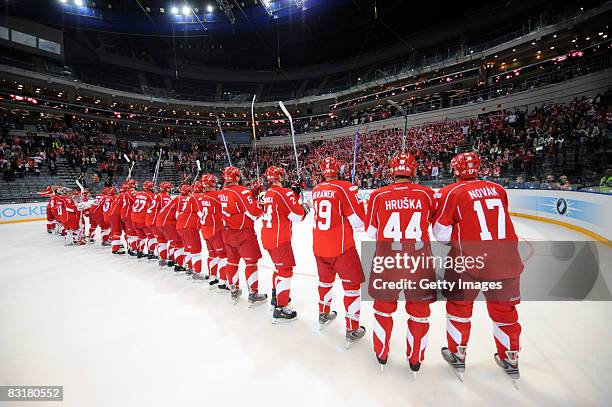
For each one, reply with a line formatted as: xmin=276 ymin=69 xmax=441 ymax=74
xmin=2 ymin=189 xmax=611 ymax=242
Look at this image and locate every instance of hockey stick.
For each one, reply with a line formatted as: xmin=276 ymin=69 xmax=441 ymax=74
xmin=124 ymin=154 xmax=135 ymax=180
xmin=251 ymin=94 xmax=260 ymax=184
xmin=278 ymin=101 xmax=300 ymax=177
xmin=193 ymin=159 xmax=201 ymax=185
xmin=351 ymin=126 xmax=360 ymax=184
xmin=152 ymin=149 xmax=163 ymax=185
xmin=215 ymin=116 xmax=233 ymax=167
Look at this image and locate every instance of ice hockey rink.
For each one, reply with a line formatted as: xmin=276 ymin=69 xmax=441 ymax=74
xmin=1 ymin=216 xmax=611 ymax=407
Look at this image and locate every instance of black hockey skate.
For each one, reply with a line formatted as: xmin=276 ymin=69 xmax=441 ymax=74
xmin=191 ymin=272 xmax=207 ymax=281
xmin=377 ymin=356 xmax=387 ymax=372
xmin=272 ymin=306 xmax=297 ymax=324
xmin=158 ymin=259 xmax=167 ymax=267
xmin=345 ymin=326 xmax=366 ymax=349
xmin=167 ymin=260 xmax=175 ymax=267
xmin=128 ymin=249 xmax=137 ymax=256
xmin=230 ymin=286 xmax=242 ymax=305
xmin=248 ymin=292 xmax=268 ymax=308
xmin=147 ymin=253 xmax=157 ymax=260
xmin=441 ymin=346 xmax=466 ymax=381
xmin=318 ymin=311 xmax=338 ymax=330
xmin=174 ymin=264 xmax=186 ymax=273
xmin=494 ymin=351 xmax=520 ymax=388
xmin=409 ymin=361 xmax=421 ymax=380
xmin=217 ymin=283 xmax=230 ymax=293
xmin=137 ymin=251 xmax=145 ymax=259
xmin=112 ymin=247 xmax=126 ymax=255
xmin=208 ymin=278 xmax=219 ymax=289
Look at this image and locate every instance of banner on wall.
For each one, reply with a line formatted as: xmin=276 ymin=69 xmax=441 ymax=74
xmin=0 ymin=202 xmax=47 ymax=224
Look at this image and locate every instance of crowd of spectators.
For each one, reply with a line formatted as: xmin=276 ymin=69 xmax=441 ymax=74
xmin=1 ymin=92 xmax=610 ymax=195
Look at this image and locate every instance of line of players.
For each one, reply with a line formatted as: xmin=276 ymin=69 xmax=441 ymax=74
xmin=41 ymin=151 xmax=521 ymax=382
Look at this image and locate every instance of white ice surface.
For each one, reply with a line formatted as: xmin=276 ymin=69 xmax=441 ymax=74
xmin=0 ymin=216 xmax=611 ymax=407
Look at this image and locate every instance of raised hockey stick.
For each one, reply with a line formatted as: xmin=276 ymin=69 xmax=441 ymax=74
xmin=351 ymin=126 xmax=360 ymax=184
xmin=193 ymin=160 xmax=201 ymax=185
xmin=124 ymin=154 xmax=135 ymax=180
xmin=216 ymin=116 xmax=233 ymax=167
xmin=251 ymin=94 xmax=261 ymax=184
xmin=278 ymin=100 xmax=300 ymax=177
xmin=152 ymin=149 xmax=163 ymax=185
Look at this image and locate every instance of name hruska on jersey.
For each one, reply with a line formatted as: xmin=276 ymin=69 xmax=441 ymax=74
xmin=312 ymin=190 xmax=336 ymax=200
xmin=467 ymin=186 xmax=500 ymax=200
xmin=384 ymin=197 xmax=423 ymax=211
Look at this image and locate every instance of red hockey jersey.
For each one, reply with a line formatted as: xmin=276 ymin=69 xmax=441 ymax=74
xmin=365 ymin=183 xmax=436 ymax=242
xmin=312 ymin=179 xmax=365 ymax=257
xmin=261 ymin=186 xmax=305 ymax=250
xmin=218 ymin=185 xmax=262 ymax=230
xmin=193 ymin=191 xmax=224 ymax=239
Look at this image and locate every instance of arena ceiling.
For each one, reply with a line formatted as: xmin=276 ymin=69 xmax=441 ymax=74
xmin=2 ymin=0 xmax=583 ymax=71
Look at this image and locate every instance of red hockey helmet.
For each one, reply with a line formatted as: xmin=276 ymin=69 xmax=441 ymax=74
xmin=179 ymin=184 xmax=192 ymax=195
xmin=192 ymin=181 xmax=204 ymax=193
xmin=125 ymin=179 xmax=137 ymax=189
xmin=222 ymin=166 xmax=241 ymax=183
xmin=142 ymin=181 xmax=155 ymax=191
xmin=159 ymin=181 xmax=173 ymax=192
xmin=265 ymin=166 xmax=286 ymax=183
xmin=107 ymin=186 xmax=117 ymax=196
xmin=200 ymin=174 xmax=217 ymax=189
xmin=389 ymin=153 xmax=418 ymax=178
xmin=451 ymin=152 xmax=481 ymax=179
xmin=320 ymin=157 xmax=341 ymax=177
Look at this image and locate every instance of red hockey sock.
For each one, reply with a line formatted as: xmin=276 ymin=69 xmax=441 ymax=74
xmin=343 ymin=282 xmax=361 ymax=331
xmin=373 ymin=302 xmax=396 ymax=362
xmin=406 ymin=303 xmax=431 ymax=365
xmin=318 ymin=281 xmax=334 ymax=314
xmin=245 ymin=263 xmax=258 ymax=293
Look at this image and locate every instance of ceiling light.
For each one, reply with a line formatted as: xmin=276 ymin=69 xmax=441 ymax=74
xmin=182 ymin=5 xmax=191 ymax=15
xmin=171 ymin=6 xmax=179 ymax=14
xmin=59 ymin=0 xmax=67 ymax=4
xmin=207 ymin=5 xmax=214 ymax=12
xmin=74 ymin=0 xmax=83 ymax=6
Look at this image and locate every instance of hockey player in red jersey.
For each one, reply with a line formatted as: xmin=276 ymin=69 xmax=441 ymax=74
xmin=312 ymin=157 xmax=367 ymax=345
xmin=365 ymin=153 xmax=437 ymax=375
xmin=120 ymin=180 xmax=138 ymax=256
xmin=160 ymin=184 xmax=189 ymax=272
xmin=433 ymin=152 xmax=523 ymax=382
xmin=64 ymin=189 xmax=83 ymax=245
xmin=261 ymin=166 xmax=306 ymax=323
xmin=89 ymin=187 xmax=111 ymax=246
xmin=38 ymin=185 xmax=57 ymax=234
xmin=131 ymin=180 xmax=155 ymax=258
xmin=194 ymin=174 xmax=229 ymax=291
xmin=149 ymin=181 xmax=173 ymax=266
xmin=218 ymin=166 xmax=267 ymax=306
xmin=108 ymin=183 xmax=127 ymax=254
xmin=177 ymin=181 xmax=204 ymax=277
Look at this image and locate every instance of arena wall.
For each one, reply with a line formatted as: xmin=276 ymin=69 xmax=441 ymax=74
xmin=3 ymin=190 xmax=611 ymax=243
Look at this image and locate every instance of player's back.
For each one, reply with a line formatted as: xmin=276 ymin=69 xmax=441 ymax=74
xmin=312 ymin=179 xmax=364 ymax=257
xmin=196 ymin=190 xmax=224 ymax=238
xmin=219 ymin=185 xmax=261 ymax=230
xmin=261 ymin=186 xmax=302 ymax=250
xmin=366 ymin=183 xmax=436 ymax=242
xmin=436 ymin=179 xmax=517 ymax=242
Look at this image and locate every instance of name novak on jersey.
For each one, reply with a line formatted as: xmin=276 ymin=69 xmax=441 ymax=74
xmin=467 ymin=186 xmax=500 ymax=200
